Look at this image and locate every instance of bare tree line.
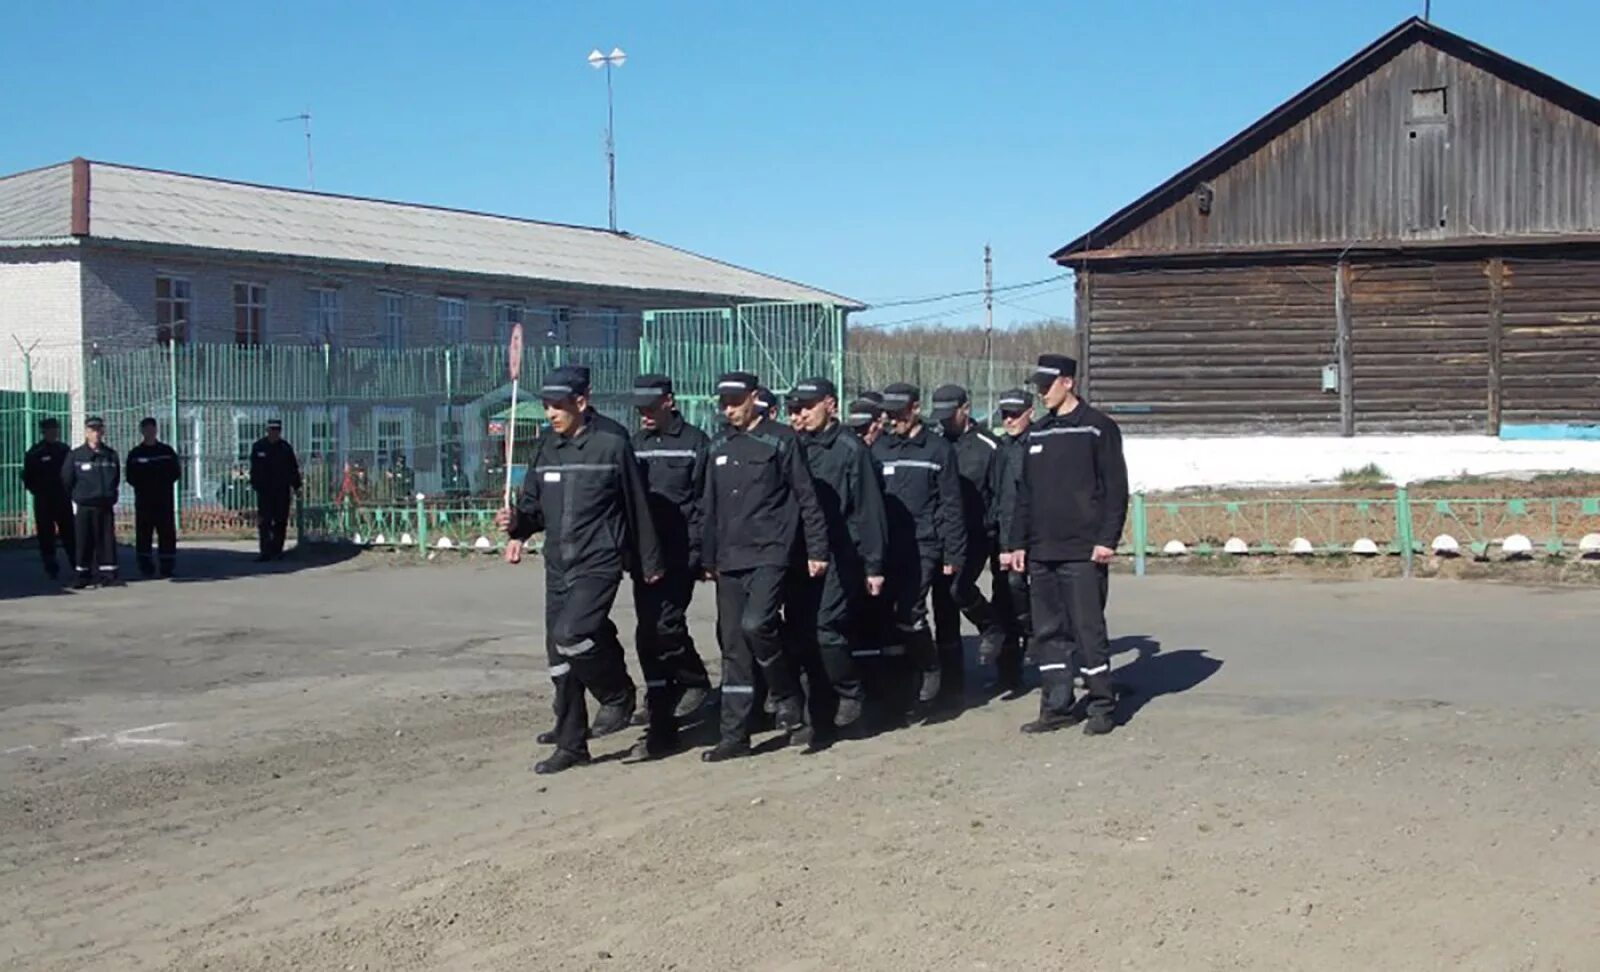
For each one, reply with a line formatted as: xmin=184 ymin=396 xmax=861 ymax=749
xmin=847 ymin=320 xmax=1075 ymax=362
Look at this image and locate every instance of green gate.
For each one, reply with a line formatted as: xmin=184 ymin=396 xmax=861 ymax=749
xmin=1 ymin=389 xmax=72 ymax=535
xmin=640 ymin=301 xmax=845 ymax=428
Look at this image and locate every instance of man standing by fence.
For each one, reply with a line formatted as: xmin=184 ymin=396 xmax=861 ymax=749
xmin=628 ymin=373 xmax=715 ymax=758
xmin=22 ymin=416 xmax=74 ymax=580
xmin=62 ymin=416 xmax=121 ymax=589
xmin=249 ymin=419 xmax=301 ymax=562
xmin=126 ymin=417 xmax=180 ymax=578
xmin=700 ymin=371 xmax=830 ymax=762
xmin=1007 ymin=354 xmax=1128 ymax=737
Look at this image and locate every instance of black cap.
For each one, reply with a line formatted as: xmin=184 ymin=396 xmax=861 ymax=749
xmin=631 ymin=373 xmax=673 ymax=407
xmin=996 ymin=388 xmax=1033 ymax=413
xmin=266 ymin=418 xmax=284 ymax=430
xmin=139 ymin=416 xmax=158 ymax=428
xmin=880 ymin=382 xmax=919 ymax=411
xmin=1033 ymin=353 xmax=1078 ymax=385
xmin=787 ymin=377 xmax=837 ymax=408
xmin=753 ymin=387 xmax=777 ymax=413
xmin=540 ymin=365 xmax=591 ymax=400
xmin=928 ymin=384 xmax=968 ymax=420
xmin=85 ymin=415 xmax=105 ymax=430
xmin=39 ymin=417 xmax=60 ymax=430
xmin=716 ymin=371 xmax=759 ymax=398
xmin=846 ymin=398 xmax=882 ymax=428
xmin=859 ymin=390 xmax=885 ymax=407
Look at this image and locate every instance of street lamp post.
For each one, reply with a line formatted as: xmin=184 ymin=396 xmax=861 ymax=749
xmin=587 ymin=46 xmax=627 ymax=232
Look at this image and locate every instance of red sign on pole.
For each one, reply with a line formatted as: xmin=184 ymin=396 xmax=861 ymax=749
xmin=507 ymin=323 xmax=525 ymax=380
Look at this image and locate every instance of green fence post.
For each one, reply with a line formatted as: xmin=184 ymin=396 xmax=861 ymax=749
xmin=168 ymin=343 xmax=181 ymax=520
xmin=415 ymin=491 xmax=427 ymax=560
xmin=1396 ymin=484 xmax=1414 ymax=578
xmin=1133 ymin=491 xmax=1147 ymax=578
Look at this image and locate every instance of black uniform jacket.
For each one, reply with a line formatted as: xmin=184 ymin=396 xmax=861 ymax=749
xmin=510 ymin=420 xmax=663 ymax=580
xmin=1008 ymin=401 xmax=1129 ymax=562
xmin=702 ymin=417 xmax=828 ymax=572
xmin=871 ymin=423 xmax=966 ymax=567
xmin=796 ymin=421 xmax=888 ymax=580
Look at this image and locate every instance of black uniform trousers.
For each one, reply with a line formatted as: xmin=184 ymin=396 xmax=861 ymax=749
xmin=73 ymin=504 xmax=118 ymax=581
xmin=931 ymin=533 xmax=1001 ymax=687
xmin=715 ymin=566 xmax=800 ymax=744
xmin=633 ymin=568 xmax=711 ymax=728
xmin=785 ymin=561 xmax=864 ymax=728
xmin=1029 ymin=559 xmax=1114 ymax=718
xmin=134 ymin=495 xmax=177 ymax=574
xmin=545 ymin=569 xmax=635 ymax=756
xmin=989 ymin=548 xmax=1028 ymax=682
xmin=34 ymin=497 xmax=75 ymax=569
xmin=256 ymin=490 xmax=292 ymax=558
xmin=889 ymin=553 xmax=941 ymax=675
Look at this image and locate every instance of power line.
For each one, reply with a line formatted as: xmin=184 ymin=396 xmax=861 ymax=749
xmin=861 ymin=272 xmax=1069 ymax=311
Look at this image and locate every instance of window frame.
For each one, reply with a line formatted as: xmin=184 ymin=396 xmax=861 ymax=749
xmin=437 ymin=295 xmax=468 ymax=344
xmin=306 ymin=286 xmax=342 ymax=345
xmin=155 ymin=273 xmax=193 ymax=346
xmin=379 ymin=291 xmax=407 ymax=351
xmin=233 ymin=281 xmax=268 ymax=347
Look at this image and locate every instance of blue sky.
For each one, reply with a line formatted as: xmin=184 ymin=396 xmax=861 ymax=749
xmin=4 ymin=0 xmax=1596 ymax=327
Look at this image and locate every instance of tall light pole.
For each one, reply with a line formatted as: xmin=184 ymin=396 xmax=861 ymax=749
xmin=588 ymin=46 xmax=626 ymax=232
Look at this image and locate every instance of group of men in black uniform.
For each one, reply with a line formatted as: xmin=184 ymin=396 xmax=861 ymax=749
xmin=499 ymin=352 xmax=1129 ymax=775
xmin=20 ymin=415 xmax=305 ymax=585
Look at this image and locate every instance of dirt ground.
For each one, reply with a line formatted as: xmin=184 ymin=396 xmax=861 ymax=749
xmin=4 ymin=544 xmax=1600 ymax=971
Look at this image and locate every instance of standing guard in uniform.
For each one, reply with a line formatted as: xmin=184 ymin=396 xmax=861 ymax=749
xmin=700 ymin=371 xmax=830 ymax=762
xmin=249 ymin=419 xmax=302 ymax=562
xmin=1007 ymin=354 xmax=1129 ymax=736
xmin=991 ymin=388 xmax=1035 ymax=692
xmin=126 ymin=417 xmax=181 ymax=577
xmin=927 ymin=384 xmax=1008 ymax=693
xmin=628 ymin=373 xmax=715 ymax=758
xmin=497 ymin=366 xmax=665 ymax=774
xmin=785 ymin=377 xmax=888 ymax=742
xmin=62 ymin=416 xmax=121 ymax=589
xmin=871 ymin=383 xmax=967 ymax=707
xmin=22 ymin=417 xmax=74 ymax=579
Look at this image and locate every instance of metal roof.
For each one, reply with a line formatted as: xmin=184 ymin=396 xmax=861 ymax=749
xmin=1052 ymin=17 xmax=1600 ymax=262
xmin=0 ymin=160 xmax=861 ymax=308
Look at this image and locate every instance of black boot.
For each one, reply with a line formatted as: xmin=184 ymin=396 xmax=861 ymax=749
xmin=138 ymin=558 xmax=155 ymax=578
xmin=701 ymin=738 xmax=751 ymax=763
xmin=534 ymin=748 xmax=591 ymax=775
xmin=72 ymin=573 xmax=92 ymax=591
xmin=1083 ymin=711 xmax=1117 ymax=736
xmin=1021 ymin=710 xmax=1081 ymax=734
xmin=977 ymin=629 xmax=1007 ymax=667
xmin=536 ymin=728 xmax=559 ymax=745
xmin=773 ymin=696 xmax=806 ymax=732
xmin=590 ymin=695 xmax=637 ymax=738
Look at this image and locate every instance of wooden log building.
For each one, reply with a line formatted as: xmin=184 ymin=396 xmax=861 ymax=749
xmin=1055 ymin=17 xmax=1600 ymax=436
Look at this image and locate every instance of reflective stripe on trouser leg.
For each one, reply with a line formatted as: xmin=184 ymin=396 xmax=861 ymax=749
xmin=546 ymin=570 xmax=628 ymax=753
xmin=1063 ymin=560 xmax=1115 ymax=717
xmin=715 ymin=569 xmax=760 ymax=743
xmin=1028 ymin=558 xmax=1077 ymax=716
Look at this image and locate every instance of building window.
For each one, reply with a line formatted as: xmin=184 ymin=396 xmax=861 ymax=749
xmin=306 ymin=287 xmax=341 ymax=344
xmin=438 ymin=296 xmax=467 ymax=344
xmin=156 ymin=275 xmax=192 ymax=346
xmin=309 ymin=417 xmax=338 ymax=461
xmin=380 ymin=292 xmax=406 ymax=350
xmin=599 ymin=308 xmax=622 ymax=352
xmin=495 ymin=301 xmax=524 ymax=347
xmin=545 ymin=306 xmax=571 ymax=345
xmin=1411 ymin=86 xmax=1448 ymax=119
xmin=372 ymin=408 xmax=412 ymax=470
xmin=233 ymin=283 xmax=267 ymax=346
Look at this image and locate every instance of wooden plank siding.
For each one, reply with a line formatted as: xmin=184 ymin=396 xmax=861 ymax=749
xmin=1107 ymin=43 xmax=1600 ymax=254
xmin=1501 ymin=257 xmax=1600 ymax=424
xmin=1082 ymin=254 xmax=1600 ymax=434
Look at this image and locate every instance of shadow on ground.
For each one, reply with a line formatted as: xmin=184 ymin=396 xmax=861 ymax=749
xmin=0 ymin=542 xmax=362 ymax=601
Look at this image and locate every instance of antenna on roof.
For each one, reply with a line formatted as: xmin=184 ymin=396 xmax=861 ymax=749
xmin=277 ymin=107 xmax=315 ymax=189
xmin=1423 ymin=0 xmax=1431 ymax=21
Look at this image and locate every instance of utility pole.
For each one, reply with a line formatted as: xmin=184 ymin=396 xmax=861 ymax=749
xmin=983 ymin=244 xmax=995 ymax=416
xmin=278 ymin=108 xmax=315 ymax=188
